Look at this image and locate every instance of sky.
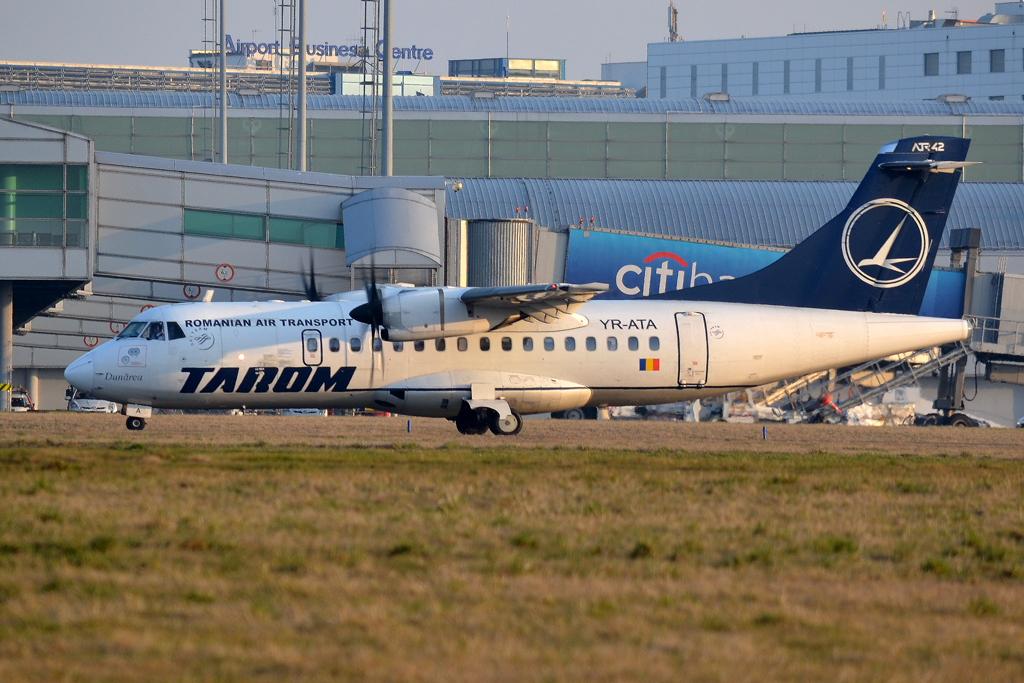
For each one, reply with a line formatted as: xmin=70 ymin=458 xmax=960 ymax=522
xmin=0 ymin=1 xmax=998 ymax=81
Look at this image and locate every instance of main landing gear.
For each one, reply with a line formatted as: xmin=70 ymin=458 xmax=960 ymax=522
xmin=454 ymin=406 xmax=523 ymax=436
xmin=126 ymin=416 xmax=146 ymax=431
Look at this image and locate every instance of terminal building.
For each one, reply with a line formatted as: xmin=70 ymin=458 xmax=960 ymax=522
xmin=605 ymin=2 xmax=1024 ymax=102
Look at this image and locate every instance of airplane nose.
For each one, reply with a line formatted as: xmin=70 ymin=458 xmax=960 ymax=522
xmin=64 ymin=355 xmax=94 ymax=393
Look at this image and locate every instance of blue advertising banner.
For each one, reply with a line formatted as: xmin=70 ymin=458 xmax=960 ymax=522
xmin=564 ymin=229 xmax=964 ymax=319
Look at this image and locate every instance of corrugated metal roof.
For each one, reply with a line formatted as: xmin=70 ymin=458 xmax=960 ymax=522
xmin=5 ymin=90 xmax=1024 ymax=116
xmin=446 ymin=179 xmax=1024 ymax=250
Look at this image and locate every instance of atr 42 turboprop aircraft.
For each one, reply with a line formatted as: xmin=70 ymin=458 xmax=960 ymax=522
xmin=66 ymin=136 xmax=974 ymax=434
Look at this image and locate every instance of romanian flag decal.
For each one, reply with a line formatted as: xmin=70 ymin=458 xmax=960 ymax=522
xmin=639 ymin=358 xmax=660 ymax=371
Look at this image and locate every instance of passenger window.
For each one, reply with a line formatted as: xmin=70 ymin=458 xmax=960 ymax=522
xmin=649 ymin=336 xmax=660 ymax=351
xmin=350 ymin=337 xmax=362 ymax=352
xmin=607 ymin=337 xmax=618 ymax=351
xmin=414 ymin=340 xmax=425 ymax=352
xmin=543 ymin=337 xmax=555 ymax=351
xmin=501 ymin=337 xmax=512 ymax=351
xmin=565 ymin=337 xmax=576 ymax=351
xmin=329 ymin=337 xmax=341 ymax=352
xmin=306 ymin=337 xmax=319 ymax=353
xmin=628 ymin=337 xmax=639 ymax=351
xmin=142 ymin=322 xmax=165 ymax=341
xmin=480 ymin=337 xmax=490 ymax=351
xmin=457 ymin=337 xmax=468 ymax=352
xmin=167 ymin=321 xmax=186 ymax=340
xmin=586 ymin=337 xmax=596 ymax=351
xmin=372 ymin=338 xmax=382 ymax=352
xmin=436 ymin=338 xmax=446 ymax=352
xmin=392 ymin=342 xmax=404 ymax=352
xmin=523 ymin=337 xmax=534 ymax=351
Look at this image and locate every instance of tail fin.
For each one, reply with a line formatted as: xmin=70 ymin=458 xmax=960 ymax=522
xmin=658 ymin=136 xmax=972 ymax=314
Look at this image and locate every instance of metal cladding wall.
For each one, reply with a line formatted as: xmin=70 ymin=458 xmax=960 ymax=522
xmin=465 ymin=219 xmax=533 ymax=287
xmin=6 ymin=93 xmax=1024 ymax=182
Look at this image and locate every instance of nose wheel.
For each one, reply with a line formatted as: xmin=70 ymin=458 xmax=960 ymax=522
xmin=126 ymin=416 xmax=146 ymax=431
xmin=489 ymin=409 xmax=523 ymax=436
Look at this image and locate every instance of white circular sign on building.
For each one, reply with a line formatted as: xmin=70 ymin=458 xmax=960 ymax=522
xmin=183 ymin=284 xmax=201 ymax=299
xmin=215 ymin=264 xmax=235 ymax=282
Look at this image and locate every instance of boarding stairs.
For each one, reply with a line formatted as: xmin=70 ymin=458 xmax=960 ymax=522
xmin=746 ymin=343 xmax=970 ymax=422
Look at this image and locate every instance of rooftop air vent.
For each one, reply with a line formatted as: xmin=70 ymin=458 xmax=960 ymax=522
xmin=472 ymin=90 xmax=495 ymax=99
xmin=236 ymin=88 xmax=261 ymax=97
xmin=937 ymin=93 xmax=970 ymax=103
xmin=703 ymin=91 xmax=730 ymax=102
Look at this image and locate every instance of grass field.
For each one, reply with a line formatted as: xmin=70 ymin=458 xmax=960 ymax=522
xmin=1 ymin=414 xmax=1023 ymax=682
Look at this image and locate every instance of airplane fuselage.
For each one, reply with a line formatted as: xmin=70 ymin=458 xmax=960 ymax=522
xmin=66 ymin=298 xmax=969 ymax=418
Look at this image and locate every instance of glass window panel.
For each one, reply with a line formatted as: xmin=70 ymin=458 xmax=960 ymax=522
xmin=479 ymin=337 xmax=490 ymax=351
xmin=66 ymin=193 xmax=88 ymax=220
xmin=607 ymin=337 xmax=618 ymax=351
xmin=329 ymin=338 xmax=341 ymax=352
xmin=501 ymin=337 xmax=512 ymax=351
xmin=268 ymin=216 xmax=344 ymax=248
xmin=543 ymin=337 xmax=554 ymax=351
xmin=392 ymin=341 xmax=404 ymax=352
xmin=628 ymin=337 xmax=639 ymax=351
xmin=457 ymin=337 xmax=468 ymax=351
xmin=185 ymin=209 xmax=265 ymax=241
xmin=565 ymin=337 xmax=576 ymax=351
xmin=66 ymin=165 xmax=88 ymax=192
xmin=167 ymin=322 xmax=186 ymax=340
xmin=307 ymin=337 xmax=319 ymax=352
xmin=350 ymin=337 xmax=362 ymax=352
xmin=586 ymin=337 xmax=596 ymax=351
xmin=523 ymin=337 xmax=533 ymax=351
xmin=372 ymin=338 xmax=382 ymax=352
xmin=5 ymin=193 xmax=63 ymax=219
xmin=414 ymin=340 xmax=425 ymax=352
xmin=649 ymin=336 xmax=660 ymax=351
xmin=66 ymin=220 xmax=87 ymax=247
xmin=435 ymin=338 xmax=446 ymax=351
xmin=0 ymin=164 xmax=63 ymax=191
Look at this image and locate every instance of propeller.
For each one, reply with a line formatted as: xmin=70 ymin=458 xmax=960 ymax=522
xmin=350 ymin=257 xmax=386 ymax=386
xmin=301 ymin=250 xmax=322 ymax=302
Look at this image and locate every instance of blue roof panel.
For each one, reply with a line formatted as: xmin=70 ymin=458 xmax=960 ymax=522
xmin=446 ymin=179 xmax=1024 ymax=251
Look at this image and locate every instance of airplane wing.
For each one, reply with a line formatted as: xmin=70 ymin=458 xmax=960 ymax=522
xmin=461 ymin=282 xmax=609 ymax=323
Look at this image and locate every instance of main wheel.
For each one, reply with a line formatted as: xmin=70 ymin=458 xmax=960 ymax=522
xmin=948 ymin=413 xmax=975 ymax=428
xmin=126 ymin=416 xmax=146 ymax=431
xmin=455 ymin=408 xmax=488 ymax=435
xmin=489 ymin=409 xmax=523 ymax=436
xmin=561 ymin=408 xmax=586 ymax=420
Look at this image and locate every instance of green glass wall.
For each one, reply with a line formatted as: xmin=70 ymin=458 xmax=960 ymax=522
xmin=185 ymin=209 xmax=344 ymax=248
xmin=0 ymin=164 xmax=88 ymax=247
xmin=15 ymin=112 xmax=1023 ymax=183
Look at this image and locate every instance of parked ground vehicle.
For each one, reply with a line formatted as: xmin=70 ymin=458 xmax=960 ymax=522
xmin=66 ymin=386 xmax=119 ymax=413
xmin=10 ymin=389 xmax=33 ymax=412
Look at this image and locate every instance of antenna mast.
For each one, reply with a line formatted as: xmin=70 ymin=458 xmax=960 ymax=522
xmin=668 ymin=1 xmax=680 ymax=42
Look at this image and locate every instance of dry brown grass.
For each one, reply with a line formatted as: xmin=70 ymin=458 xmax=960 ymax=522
xmin=0 ymin=414 xmax=1022 ymax=682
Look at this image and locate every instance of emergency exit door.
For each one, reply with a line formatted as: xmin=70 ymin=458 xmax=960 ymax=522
xmin=675 ymin=312 xmax=708 ymax=386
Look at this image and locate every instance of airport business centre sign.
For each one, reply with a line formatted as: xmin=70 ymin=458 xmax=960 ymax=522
xmin=564 ymin=228 xmax=964 ymax=319
xmin=225 ymin=35 xmax=434 ymax=62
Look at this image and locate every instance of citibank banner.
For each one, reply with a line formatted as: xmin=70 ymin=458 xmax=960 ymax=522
xmin=564 ymin=229 xmax=963 ymax=319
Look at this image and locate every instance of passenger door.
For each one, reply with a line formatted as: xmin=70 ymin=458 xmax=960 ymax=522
xmin=675 ymin=312 xmax=708 ymax=387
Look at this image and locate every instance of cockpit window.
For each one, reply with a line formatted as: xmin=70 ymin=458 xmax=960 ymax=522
xmin=141 ymin=322 xmax=166 ymax=341
xmin=116 ymin=321 xmax=147 ymax=339
xmin=167 ymin=321 xmax=186 ymax=340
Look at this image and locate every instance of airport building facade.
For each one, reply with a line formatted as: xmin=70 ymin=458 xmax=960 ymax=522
xmin=644 ymin=3 xmax=1024 ymax=102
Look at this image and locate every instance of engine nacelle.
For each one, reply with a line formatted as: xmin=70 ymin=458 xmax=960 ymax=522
xmin=381 ymin=288 xmax=492 ymax=341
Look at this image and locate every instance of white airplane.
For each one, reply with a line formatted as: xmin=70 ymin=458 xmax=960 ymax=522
xmin=65 ymin=136 xmax=974 ymax=434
